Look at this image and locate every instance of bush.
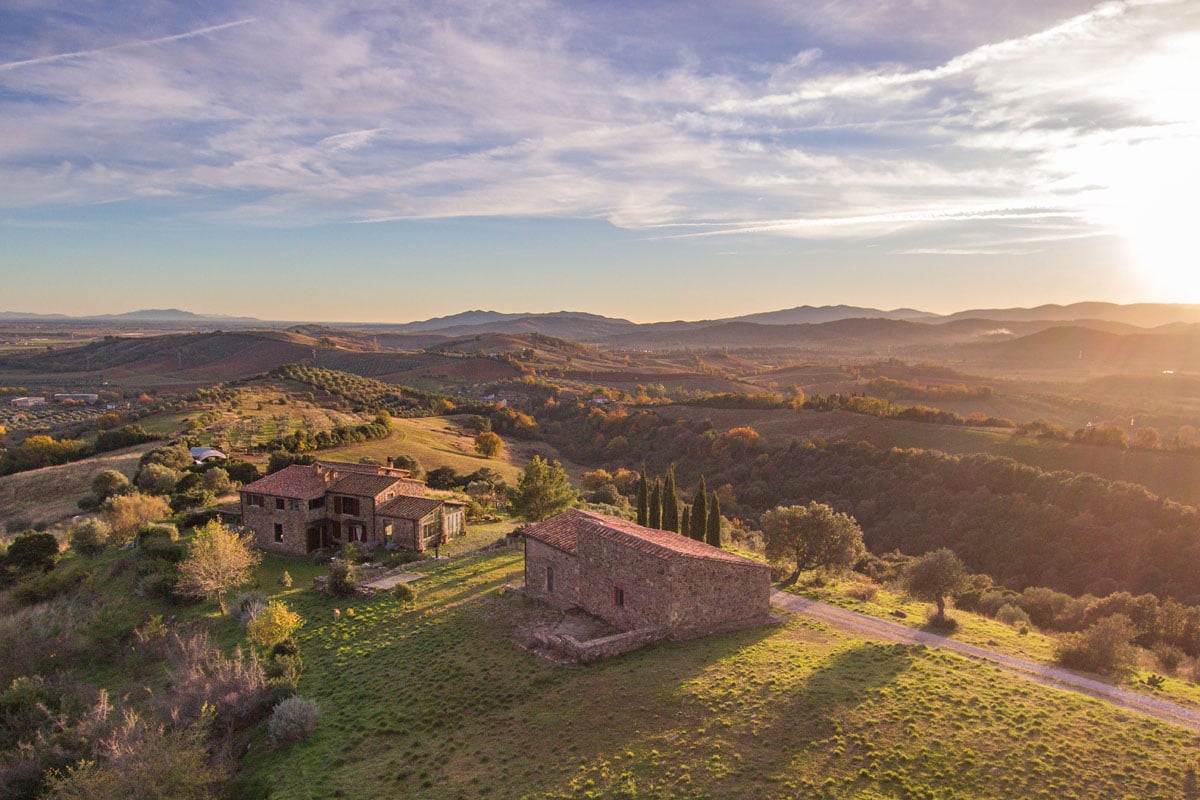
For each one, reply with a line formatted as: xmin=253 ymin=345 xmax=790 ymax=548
xmin=267 ymin=695 xmax=320 ymax=747
xmin=393 ymin=582 xmax=416 ymax=607
xmin=327 ymin=559 xmax=358 ymax=597
xmin=265 ymin=653 xmax=305 ymax=695
xmin=70 ymin=519 xmax=111 ymax=556
xmin=137 ymin=522 xmax=178 ymax=544
xmin=136 ymin=463 xmax=180 ymax=495
xmin=91 ymin=469 xmax=130 ymax=499
xmin=11 ymin=562 xmax=90 ymax=604
xmin=1154 ymin=644 xmax=1186 ymax=674
xmin=1056 ymin=614 xmax=1138 ymax=675
xmin=247 ymin=600 xmax=304 ymax=649
xmin=4 ymin=531 xmax=59 ymax=572
xmin=278 ymin=570 xmax=293 ymax=588
xmin=996 ymin=603 xmax=1031 ymax=627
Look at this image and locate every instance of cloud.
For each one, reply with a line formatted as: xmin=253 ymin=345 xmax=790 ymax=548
xmin=0 ymin=0 xmax=1196 ymax=259
xmin=0 ymin=19 xmax=258 ymax=72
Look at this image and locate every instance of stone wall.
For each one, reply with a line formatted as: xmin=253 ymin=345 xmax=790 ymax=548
xmin=523 ymin=538 xmax=581 ymax=609
xmin=666 ymin=558 xmax=772 ymax=636
xmin=241 ymin=496 xmax=326 ymax=554
xmin=576 ymin=533 xmax=674 ymax=630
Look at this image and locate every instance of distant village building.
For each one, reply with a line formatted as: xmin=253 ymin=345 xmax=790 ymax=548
xmin=523 ymin=509 xmax=772 ymax=639
xmin=238 ymin=458 xmax=465 ymax=554
xmin=10 ymin=397 xmax=46 ymax=407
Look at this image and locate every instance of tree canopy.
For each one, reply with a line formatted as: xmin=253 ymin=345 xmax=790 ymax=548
xmin=762 ymin=502 xmax=866 ymax=584
xmin=176 ymin=520 xmax=262 ymax=614
xmin=508 ymin=456 xmax=577 ymax=522
xmin=904 ymin=548 xmax=969 ymax=621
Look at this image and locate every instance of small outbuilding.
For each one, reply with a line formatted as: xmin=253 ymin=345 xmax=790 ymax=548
xmin=523 ymin=508 xmax=772 ymax=640
xmin=190 ymin=446 xmax=227 ymax=464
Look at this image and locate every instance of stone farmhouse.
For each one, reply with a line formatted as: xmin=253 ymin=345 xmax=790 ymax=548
xmin=523 ymin=508 xmax=772 ymax=639
xmin=239 ymin=459 xmax=465 ymax=555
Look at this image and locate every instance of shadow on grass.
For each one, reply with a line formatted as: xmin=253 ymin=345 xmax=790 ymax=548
xmin=920 ymin=615 xmax=959 ymax=635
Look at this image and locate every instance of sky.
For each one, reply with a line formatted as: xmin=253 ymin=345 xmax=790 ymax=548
xmin=0 ymin=0 xmax=1197 ymax=323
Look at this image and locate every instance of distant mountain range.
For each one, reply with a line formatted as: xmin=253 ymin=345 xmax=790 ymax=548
xmin=6 ymin=302 xmax=1200 ymax=348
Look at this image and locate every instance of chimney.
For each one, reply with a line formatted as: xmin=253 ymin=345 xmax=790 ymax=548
xmin=386 ymin=456 xmax=394 ymax=469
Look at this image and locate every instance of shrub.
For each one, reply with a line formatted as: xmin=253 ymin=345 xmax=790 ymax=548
xmin=69 ymin=519 xmax=111 ymax=556
xmin=158 ymin=632 xmax=270 ymax=733
xmin=1154 ymin=644 xmax=1186 ymax=674
xmin=340 ymin=541 xmax=369 ymax=564
xmin=4 ymin=531 xmax=60 ymax=572
xmin=267 ymin=695 xmax=320 ymax=748
xmin=327 ymin=559 xmax=358 ymax=597
xmin=138 ymin=522 xmax=178 ymax=543
xmin=278 ymin=570 xmax=293 ymax=588
xmin=1056 ymin=614 xmax=1138 ymax=675
xmin=996 ymin=603 xmax=1031 ymax=627
xmin=393 ymin=582 xmax=416 ymax=608
xmin=136 ymin=463 xmax=180 ymax=495
xmin=247 ymin=600 xmax=304 ymax=649
xmin=11 ymin=562 xmax=90 ymax=604
xmin=91 ymin=469 xmax=131 ymax=499
xmin=265 ymin=653 xmax=305 ymax=695
xmin=103 ymin=494 xmax=170 ymax=543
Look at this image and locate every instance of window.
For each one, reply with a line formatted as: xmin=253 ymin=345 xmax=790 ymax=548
xmin=308 ymin=497 xmax=325 ymax=510
xmin=546 ymin=566 xmax=554 ymax=593
xmin=247 ymin=494 xmax=263 ymax=508
xmin=334 ymin=496 xmax=360 ymax=516
xmin=275 ymin=497 xmax=285 ymax=511
xmin=421 ymin=518 xmax=440 ymax=543
xmin=288 ymin=498 xmax=301 ymax=511
xmin=273 ymin=523 xmax=284 ymax=543
xmin=348 ymin=523 xmax=366 ymax=542
xmin=613 ymin=585 xmax=625 ymax=607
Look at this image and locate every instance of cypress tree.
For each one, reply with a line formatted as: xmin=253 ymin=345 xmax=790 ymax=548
xmin=680 ymin=505 xmax=690 ymax=538
xmin=636 ymin=472 xmax=648 ymax=526
xmin=690 ymin=476 xmax=708 ymax=542
xmin=663 ymin=468 xmax=679 ymax=532
xmin=706 ymin=491 xmax=722 ymax=548
xmin=649 ymin=479 xmax=662 ymax=530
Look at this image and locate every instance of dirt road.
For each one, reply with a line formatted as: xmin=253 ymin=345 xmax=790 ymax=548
xmin=771 ymin=590 xmax=1200 ymax=734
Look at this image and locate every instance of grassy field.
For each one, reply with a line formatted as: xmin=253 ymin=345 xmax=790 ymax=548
xmin=322 ymin=415 xmax=587 ymax=485
xmin=0 ymin=443 xmax=152 ymax=531
xmin=239 ymin=549 xmax=1200 ymax=799
xmin=792 ymin=573 xmax=1200 ymax=711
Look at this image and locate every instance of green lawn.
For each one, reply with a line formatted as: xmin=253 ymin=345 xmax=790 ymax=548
xmin=238 ymin=550 xmax=1200 ymax=800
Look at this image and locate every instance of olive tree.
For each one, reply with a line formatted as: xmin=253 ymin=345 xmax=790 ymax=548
xmin=904 ymin=548 xmax=969 ymax=622
xmin=762 ymin=502 xmax=866 ymax=585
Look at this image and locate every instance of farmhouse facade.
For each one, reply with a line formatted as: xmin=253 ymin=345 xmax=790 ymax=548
xmin=523 ymin=509 xmax=772 ymax=638
xmin=239 ymin=459 xmax=465 ymax=555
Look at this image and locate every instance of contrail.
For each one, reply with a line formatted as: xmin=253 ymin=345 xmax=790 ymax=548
xmin=0 ymin=18 xmax=257 ymax=72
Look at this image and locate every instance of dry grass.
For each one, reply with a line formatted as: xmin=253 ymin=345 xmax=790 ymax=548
xmin=0 ymin=443 xmax=152 ymax=530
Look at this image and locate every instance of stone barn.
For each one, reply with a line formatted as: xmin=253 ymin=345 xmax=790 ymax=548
xmin=522 ymin=508 xmax=772 ymax=639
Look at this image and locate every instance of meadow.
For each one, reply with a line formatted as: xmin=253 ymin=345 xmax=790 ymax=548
xmin=240 ymin=550 xmax=1200 ymax=800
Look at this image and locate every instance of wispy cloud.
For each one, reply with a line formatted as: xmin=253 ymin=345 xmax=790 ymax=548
xmin=0 ymin=19 xmax=257 ymax=72
xmin=0 ymin=0 xmax=1196 ymax=263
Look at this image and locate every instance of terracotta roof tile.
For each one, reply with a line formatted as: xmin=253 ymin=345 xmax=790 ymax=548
xmin=240 ymin=464 xmax=330 ymax=499
xmin=377 ymin=495 xmax=444 ymax=520
xmin=526 ymin=509 xmax=766 ymax=567
xmin=330 ymin=472 xmax=408 ymax=498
